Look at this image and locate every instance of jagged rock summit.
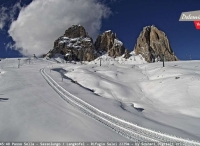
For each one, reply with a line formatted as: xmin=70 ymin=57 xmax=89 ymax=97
xmin=134 ymin=25 xmax=178 ymax=62
xmin=47 ymin=24 xmax=178 ymax=63
xmin=94 ymin=30 xmax=126 ymax=58
xmin=47 ymin=25 xmax=127 ymax=61
xmin=64 ymin=24 xmax=89 ymax=38
xmin=48 ymin=25 xmax=96 ymax=61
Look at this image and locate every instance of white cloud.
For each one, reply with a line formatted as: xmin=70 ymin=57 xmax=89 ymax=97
xmin=9 ymin=1 xmax=22 ymax=22
xmin=0 ymin=7 xmax=9 ymax=29
xmin=0 ymin=2 xmax=22 ymax=30
xmin=5 ymin=42 xmax=16 ymax=50
xmin=8 ymin=0 xmax=111 ymax=56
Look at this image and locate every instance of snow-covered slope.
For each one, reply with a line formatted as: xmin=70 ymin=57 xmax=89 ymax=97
xmin=89 ymin=51 xmax=146 ymax=66
xmin=0 ymin=58 xmax=127 ymax=141
xmin=63 ymin=59 xmax=200 ymax=141
xmin=1 ymin=57 xmax=200 ymax=143
xmin=115 ymin=51 xmax=147 ymax=64
xmin=139 ymin=61 xmax=200 ymax=117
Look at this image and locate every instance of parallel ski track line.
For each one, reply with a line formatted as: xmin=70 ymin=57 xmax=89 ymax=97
xmin=40 ymin=67 xmax=200 ymax=145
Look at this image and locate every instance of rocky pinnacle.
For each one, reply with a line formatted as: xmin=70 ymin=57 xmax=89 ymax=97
xmin=134 ymin=25 xmax=178 ymax=62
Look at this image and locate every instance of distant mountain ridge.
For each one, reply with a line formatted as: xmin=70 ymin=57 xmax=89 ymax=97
xmin=47 ymin=25 xmax=178 ymax=62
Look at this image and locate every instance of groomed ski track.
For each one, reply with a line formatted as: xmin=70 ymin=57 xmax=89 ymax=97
xmin=40 ymin=67 xmax=200 ymax=145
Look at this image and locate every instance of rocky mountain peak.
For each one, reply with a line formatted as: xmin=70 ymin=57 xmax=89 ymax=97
xmin=134 ymin=25 xmax=178 ymax=62
xmin=47 ymin=26 xmax=127 ymax=61
xmin=64 ymin=25 xmax=89 ymax=38
xmin=94 ymin=30 xmax=125 ymax=58
xmin=47 ymin=24 xmax=177 ymax=63
xmin=47 ymin=25 xmax=96 ymax=61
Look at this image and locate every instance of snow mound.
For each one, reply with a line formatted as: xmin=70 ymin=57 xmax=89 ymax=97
xmin=63 ymin=60 xmax=200 ymax=140
xmin=89 ymin=51 xmax=146 ymax=66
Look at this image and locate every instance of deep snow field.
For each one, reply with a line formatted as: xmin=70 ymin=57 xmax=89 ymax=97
xmin=0 ymin=53 xmax=200 ymax=142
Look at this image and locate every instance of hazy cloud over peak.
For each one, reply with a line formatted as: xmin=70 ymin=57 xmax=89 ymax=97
xmin=0 ymin=1 xmax=22 ymax=30
xmin=0 ymin=7 xmax=8 ymax=29
xmin=8 ymin=0 xmax=111 ymax=56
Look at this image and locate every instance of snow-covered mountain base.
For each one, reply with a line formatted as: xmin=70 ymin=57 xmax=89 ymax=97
xmin=55 ymin=56 xmax=200 ymax=141
xmin=89 ymin=51 xmax=147 ymax=65
xmin=0 ymin=56 xmax=200 ymax=143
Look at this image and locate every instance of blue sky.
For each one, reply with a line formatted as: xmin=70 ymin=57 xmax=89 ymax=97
xmin=0 ymin=0 xmax=200 ymax=60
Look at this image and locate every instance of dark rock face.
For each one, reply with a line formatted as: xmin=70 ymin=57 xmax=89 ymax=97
xmin=48 ymin=26 xmax=127 ymax=61
xmin=47 ymin=25 xmax=177 ymax=62
xmin=94 ymin=30 xmax=125 ymax=58
xmin=48 ymin=25 xmax=96 ymax=61
xmin=64 ymin=25 xmax=89 ymax=38
xmin=134 ymin=25 xmax=178 ymax=62
xmin=124 ymin=49 xmax=131 ymax=59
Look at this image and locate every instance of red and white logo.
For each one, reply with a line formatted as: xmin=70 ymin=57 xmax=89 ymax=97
xmin=194 ymin=21 xmax=200 ymax=29
xmin=179 ymin=10 xmax=200 ymax=30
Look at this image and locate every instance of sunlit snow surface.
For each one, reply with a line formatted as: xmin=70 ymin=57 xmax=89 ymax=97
xmin=0 ymin=54 xmax=200 ymax=141
xmin=63 ymin=55 xmax=200 ymax=141
xmin=0 ymin=58 xmax=127 ymax=141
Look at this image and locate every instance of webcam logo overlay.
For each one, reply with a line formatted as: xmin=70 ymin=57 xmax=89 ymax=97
xmin=179 ymin=10 xmax=200 ymax=29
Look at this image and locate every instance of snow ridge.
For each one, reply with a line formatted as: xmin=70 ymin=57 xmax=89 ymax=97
xmin=40 ymin=67 xmax=200 ymax=145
